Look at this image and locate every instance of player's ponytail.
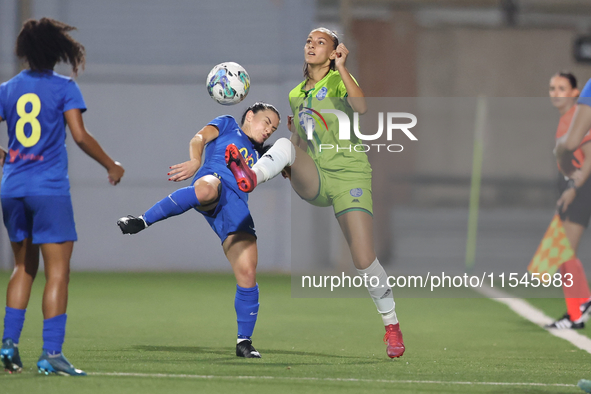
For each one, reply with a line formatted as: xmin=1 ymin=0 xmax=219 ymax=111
xmin=303 ymin=27 xmax=339 ymax=81
xmin=16 ymin=18 xmax=86 ymax=76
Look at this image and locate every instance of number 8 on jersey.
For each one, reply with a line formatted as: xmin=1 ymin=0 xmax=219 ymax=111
xmin=16 ymin=93 xmax=41 ymax=147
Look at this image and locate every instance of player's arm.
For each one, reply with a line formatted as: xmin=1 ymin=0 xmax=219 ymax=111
xmin=168 ymin=125 xmax=219 ymax=182
xmin=334 ymin=43 xmax=367 ymax=114
xmin=555 ymin=105 xmax=591 ymax=176
xmin=64 ymin=108 xmax=124 ymax=185
xmin=557 ymin=142 xmax=591 ymax=212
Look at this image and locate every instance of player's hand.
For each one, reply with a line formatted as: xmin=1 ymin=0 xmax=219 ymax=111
xmin=557 ymin=188 xmax=576 ymax=213
xmin=168 ymin=159 xmax=200 ymax=182
xmin=287 ymin=115 xmax=295 ymax=133
xmin=334 ymin=43 xmax=349 ymax=70
xmin=0 ymin=148 xmax=6 ymax=167
xmin=107 ymin=161 xmax=124 ymax=185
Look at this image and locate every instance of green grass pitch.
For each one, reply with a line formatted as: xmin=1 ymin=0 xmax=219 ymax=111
xmin=0 ymin=272 xmax=589 ymax=393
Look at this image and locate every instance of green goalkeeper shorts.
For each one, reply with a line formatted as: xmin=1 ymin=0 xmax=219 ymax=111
xmin=298 ymin=163 xmax=373 ymax=217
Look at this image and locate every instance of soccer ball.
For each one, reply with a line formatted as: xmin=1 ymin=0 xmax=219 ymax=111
xmin=206 ymin=62 xmax=250 ymax=105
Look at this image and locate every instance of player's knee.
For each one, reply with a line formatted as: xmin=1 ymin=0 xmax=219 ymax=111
xmin=45 ymin=266 xmax=70 ymax=283
xmin=194 ymin=183 xmax=218 ymax=205
xmin=235 ymin=263 xmax=257 ymax=283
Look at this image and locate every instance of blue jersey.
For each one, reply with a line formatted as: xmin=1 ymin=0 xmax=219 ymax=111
xmin=578 ymin=78 xmax=591 ymax=107
xmin=0 ymin=70 xmax=86 ymax=197
xmin=195 ymin=115 xmax=259 ymax=201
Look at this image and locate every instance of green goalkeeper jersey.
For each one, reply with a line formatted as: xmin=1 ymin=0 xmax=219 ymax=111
xmin=288 ymin=70 xmax=372 ymax=179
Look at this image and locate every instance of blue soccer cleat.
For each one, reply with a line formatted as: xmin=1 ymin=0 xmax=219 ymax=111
xmin=1 ymin=339 xmax=23 ymax=373
xmin=579 ymin=379 xmax=591 ymax=393
xmin=37 ymin=350 xmax=86 ymax=376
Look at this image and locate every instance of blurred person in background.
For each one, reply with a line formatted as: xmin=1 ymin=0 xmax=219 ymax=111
xmin=545 ymin=72 xmax=591 ymax=329
xmin=0 ymin=18 xmax=124 ymax=375
xmin=226 ymin=27 xmax=405 ymax=358
xmin=556 ymin=77 xmax=591 ymax=177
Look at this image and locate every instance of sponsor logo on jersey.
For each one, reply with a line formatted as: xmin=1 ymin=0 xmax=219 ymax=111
xmin=352 ymin=199 xmax=360 ymax=203
xmin=8 ymin=149 xmax=43 ymax=163
xmin=316 ymin=86 xmax=328 ymax=100
xmin=350 ymin=188 xmax=363 ymax=197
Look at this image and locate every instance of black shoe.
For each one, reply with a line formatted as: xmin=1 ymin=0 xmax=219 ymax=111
xmin=545 ymin=313 xmax=584 ymax=329
xmin=117 ymin=215 xmax=147 ymax=234
xmin=236 ymin=340 xmax=261 ymax=358
xmin=579 ymin=299 xmax=591 ymax=323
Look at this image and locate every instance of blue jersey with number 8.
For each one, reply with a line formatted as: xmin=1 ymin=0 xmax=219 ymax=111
xmin=0 ymin=70 xmax=86 ymax=197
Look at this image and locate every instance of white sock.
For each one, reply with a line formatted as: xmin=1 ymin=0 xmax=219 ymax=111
xmin=356 ymin=258 xmax=396 ymax=315
xmin=381 ymin=308 xmax=399 ymax=326
xmin=252 ymin=138 xmax=295 ymax=185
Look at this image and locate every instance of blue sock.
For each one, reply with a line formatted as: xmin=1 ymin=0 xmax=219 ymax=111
xmin=42 ymin=314 xmax=67 ymax=354
xmin=235 ymin=284 xmax=259 ymax=340
xmin=3 ymin=307 xmax=26 ymax=344
xmin=143 ymin=186 xmax=200 ymax=225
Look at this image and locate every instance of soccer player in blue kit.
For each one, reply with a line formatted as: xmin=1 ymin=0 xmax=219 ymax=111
xmin=0 ymin=18 xmax=124 ymax=375
xmin=118 ymin=102 xmax=279 ymax=358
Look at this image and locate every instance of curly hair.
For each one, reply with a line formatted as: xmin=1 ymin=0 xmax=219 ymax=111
xmin=16 ymin=18 xmax=85 ymax=76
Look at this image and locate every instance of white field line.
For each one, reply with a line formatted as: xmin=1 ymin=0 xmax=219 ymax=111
xmin=476 ymin=284 xmax=591 ymax=353
xmin=88 ymin=372 xmax=575 ymax=387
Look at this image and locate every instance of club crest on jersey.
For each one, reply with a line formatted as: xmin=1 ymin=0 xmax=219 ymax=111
xmin=299 ymin=106 xmax=329 ymax=139
xmin=316 ymin=86 xmax=328 ymax=100
xmin=350 ymin=188 xmax=363 ymax=197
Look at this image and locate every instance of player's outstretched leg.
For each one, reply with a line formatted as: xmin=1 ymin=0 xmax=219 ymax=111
xmin=37 ymin=351 xmax=86 ymax=376
xmin=226 ymin=144 xmax=257 ymax=193
xmin=384 ymin=323 xmax=405 ymax=358
xmin=117 ymin=215 xmax=148 ymax=234
xmin=226 ymin=138 xmax=296 ymax=193
xmin=1 ymin=339 xmax=23 ymax=373
xmin=118 ymin=184 xmax=206 ymax=234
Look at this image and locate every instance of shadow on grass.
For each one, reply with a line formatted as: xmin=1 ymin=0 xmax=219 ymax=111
xmin=129 ymin=345 xmax=387 ymax=366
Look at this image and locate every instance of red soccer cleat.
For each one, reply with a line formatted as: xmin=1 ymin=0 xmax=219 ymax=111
xmin=384 ymin=323 xmax=405 ymax=358
xmin=225 ymin=143 xmax=257 ymax=193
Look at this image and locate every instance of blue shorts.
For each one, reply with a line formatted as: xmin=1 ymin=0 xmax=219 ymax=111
xmin=1 ymin=195 xmax=77 ymax=244
xmin=198 ymin=181 xmax=256 ymax=243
